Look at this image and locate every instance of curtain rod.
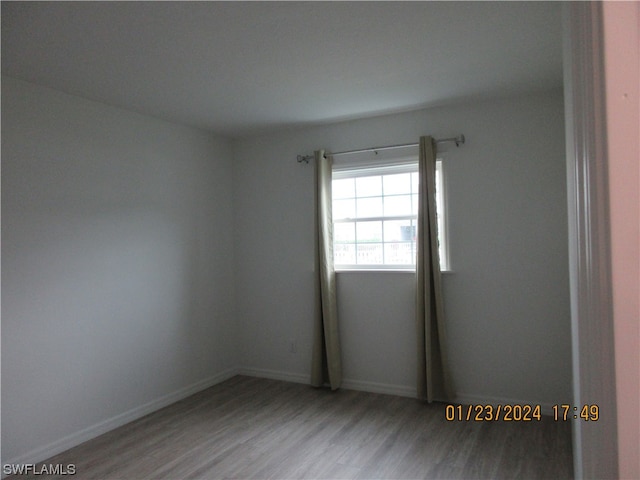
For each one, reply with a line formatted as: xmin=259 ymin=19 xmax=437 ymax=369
xmin=296 ymin=134 xmax=465 ymax=164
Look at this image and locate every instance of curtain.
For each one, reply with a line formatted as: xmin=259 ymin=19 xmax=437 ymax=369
xmin=416 ymin=136 xmax=454 ymax=402
xmin=310 ymin=150 xmax=342 ymax=390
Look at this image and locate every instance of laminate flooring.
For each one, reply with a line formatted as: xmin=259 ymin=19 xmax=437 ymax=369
xmin=9 ymin=376 xmax=573 ymax=479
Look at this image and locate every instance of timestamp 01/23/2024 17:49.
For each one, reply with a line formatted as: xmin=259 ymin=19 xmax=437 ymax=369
xmin=444 ymin=403 xmax=600 ymax=422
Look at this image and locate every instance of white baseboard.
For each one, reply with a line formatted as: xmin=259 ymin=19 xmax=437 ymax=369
xmin=238 ymin=367 xmax=417 ymax=398
xmin=2 ymin=367 xmax=239 ymax=473
xmin=238 ymin=367 xmax=310 ymax=385
xmin=238 ymin=368 xmax=557 ymax=413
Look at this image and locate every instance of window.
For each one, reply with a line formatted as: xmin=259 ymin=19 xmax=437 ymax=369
xmin=332 ymin=151 xmax=448 ymax=271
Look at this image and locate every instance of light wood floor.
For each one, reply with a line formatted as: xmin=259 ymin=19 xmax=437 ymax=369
xmin=11 ymin=376 xmax=573 ymax=479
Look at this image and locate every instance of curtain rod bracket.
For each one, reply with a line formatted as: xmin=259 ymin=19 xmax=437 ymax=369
xmin=297 ymin=154 xmax=313 ymax=164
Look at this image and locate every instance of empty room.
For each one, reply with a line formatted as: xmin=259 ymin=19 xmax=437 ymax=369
xmin=2 ymin=2 xmax=638 ymax=479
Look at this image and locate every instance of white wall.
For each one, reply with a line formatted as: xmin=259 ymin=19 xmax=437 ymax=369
xmin=233 ymin=90 xmax=572 ymax=407
xmin=1 ymin=77 xmax=238 ymax=464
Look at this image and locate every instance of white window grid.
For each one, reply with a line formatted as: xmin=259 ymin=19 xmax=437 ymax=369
xmin=332 ymin=159 xmax=448 ymax=271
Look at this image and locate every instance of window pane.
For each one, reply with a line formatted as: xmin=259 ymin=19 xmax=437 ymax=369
xmin=356 ymin=221 xmax=382 ymax=243
xmin=334 ymin=243 xmax=356 ymax=264
xmin=384 ymin=242 xmax=414 ymax=265
xmin=356 ymin=197 xmax=383 ymax=218
xmin=334 ymin=222 xmax=356 ymax=243
xmin=383 ymin=173 xmax=411 ymax=195
xmin=333 ymin=199 xmax=355 ymax=220
xmin=435 ymin=160 xmax=447 ymax=270
xmin=357 ymin=243 xmax=383 ymax=264
xmin=435 ymin=165 xmax=443 ymax=197
xmin=333 ymin=178 xmax=355 ymax=199
xmin=411 ymin=172 xmax=419 ymax=194
xmin=384 ymin=220 xmax=415 ymax=242
xmin=330 ymin=160 xmax=446 ymax=270
xmin=355 ymin=176 xmax=382 ymax=197
xmin=383 ymin=195 xmax=412 ymax=217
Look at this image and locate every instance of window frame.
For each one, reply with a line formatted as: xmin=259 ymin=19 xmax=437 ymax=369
xmin=331 ymin=151 xmax=449 ymax=272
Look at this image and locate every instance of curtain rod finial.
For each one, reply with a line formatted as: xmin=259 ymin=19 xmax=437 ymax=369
xmin=455 ymin=134 xmax=465 ymax=147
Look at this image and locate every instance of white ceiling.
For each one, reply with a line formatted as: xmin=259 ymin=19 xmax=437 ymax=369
xmin=1 ymin=1 xmax=563 ymax=139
